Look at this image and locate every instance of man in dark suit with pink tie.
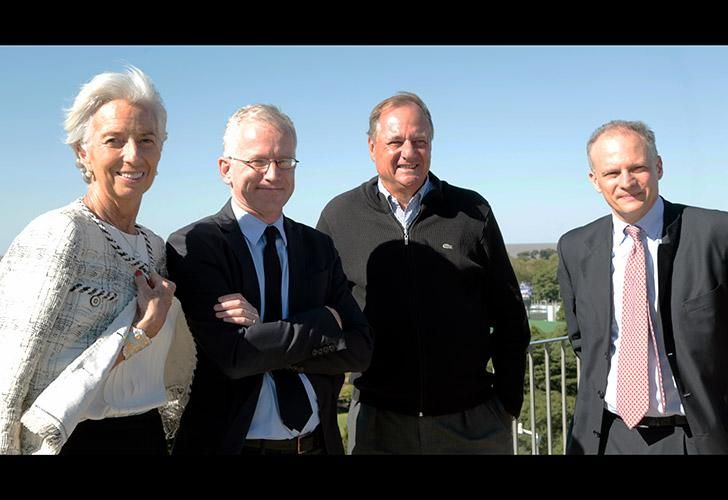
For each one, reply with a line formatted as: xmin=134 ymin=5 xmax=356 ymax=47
xmin=558 ymin=120 xmax=728 ymax=454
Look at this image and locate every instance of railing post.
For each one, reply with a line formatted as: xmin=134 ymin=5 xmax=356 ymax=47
xmin=528 ymin=351 xmax=537 ymax=454
xmin=515 ymin=336 xmax=576 ymax=455
xmin=544 ymin=345 xmax=552 ymax=455
xmin=560 ymin=342 xmax=567 ymax=454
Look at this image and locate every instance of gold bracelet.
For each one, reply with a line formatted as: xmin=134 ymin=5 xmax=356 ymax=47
xmin=122 ymin=326 xmax=152 ymax=360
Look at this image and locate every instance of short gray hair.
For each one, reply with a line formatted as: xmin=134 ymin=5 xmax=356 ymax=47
xmin=367 ymin=91 xmax=434 ymax=142
xmin=64 ymin=65 xmax=167 ymax=183
xmin=586 ymin=120 xmax=658 ymax=170
xmin=222 ymin=104 xmax=297 ymax=156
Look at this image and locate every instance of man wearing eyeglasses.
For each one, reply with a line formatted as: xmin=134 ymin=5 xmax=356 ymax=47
xmin=317 ymin=92 xmax=530 ymax=454
xmin=166 ymin=104 xmax=372 ymax=454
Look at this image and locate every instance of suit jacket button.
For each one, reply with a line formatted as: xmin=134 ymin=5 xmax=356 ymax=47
xmin=597 ymin=390 xmax=604 ymax=399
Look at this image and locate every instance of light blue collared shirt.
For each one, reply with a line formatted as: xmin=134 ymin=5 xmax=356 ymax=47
xmin=230 ymin=201 xmax=320 ymax=439
xmin=377 ymin=176 xmax=433 ymax=236
xmin=605 ymin=197 xmax=683 ymax=417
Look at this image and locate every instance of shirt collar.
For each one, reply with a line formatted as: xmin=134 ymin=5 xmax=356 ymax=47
xmin=377 ymin=175 xmax=433 ymax=209
xmin=230 ymin=200 xmax=287 ymax=247
xmin=612 ymin=196 xmax=664 ymax=244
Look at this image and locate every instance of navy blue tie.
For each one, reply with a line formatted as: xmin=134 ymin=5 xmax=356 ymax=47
xmin=263 ymin=226 xmax=312 ymax=432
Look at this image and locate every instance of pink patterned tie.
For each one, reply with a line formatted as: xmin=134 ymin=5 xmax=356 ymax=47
xmin=617 ymin=225 xmax=664 ymax=429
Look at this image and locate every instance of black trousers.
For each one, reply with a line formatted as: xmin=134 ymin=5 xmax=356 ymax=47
xmin=60 ymin=409 xmax=168 ymax=455
xmin=598 ymin=410 xmax=695 ymax=455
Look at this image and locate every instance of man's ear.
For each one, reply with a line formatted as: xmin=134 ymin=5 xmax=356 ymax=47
xmin=588 ymin=169 xmax=602 ymax=193
xmin=655 ymin=155 xmax=664 ymax=180
xmin=219 ymin=157 xmax=232 ymax=185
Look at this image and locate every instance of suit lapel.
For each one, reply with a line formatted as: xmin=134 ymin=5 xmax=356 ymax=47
xmin=284 ymin=217 xmax=306 ymax=316
xmin=658 ymin=198 xmax=683 ymax=319
xmin=581 ymin=216 xmax=613 ymax=366
xmin=657 ymin=198 xmax=685 ymax=386
xmin=215 ymin=200 xmax=262 ymax=312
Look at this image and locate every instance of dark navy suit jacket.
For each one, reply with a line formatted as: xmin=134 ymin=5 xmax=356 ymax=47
xmin=167 ymin=200 xmax=372 ymax=454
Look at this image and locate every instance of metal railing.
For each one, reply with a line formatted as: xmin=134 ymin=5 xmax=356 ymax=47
xmin=511 ymin=336 xmax=580 ymax=455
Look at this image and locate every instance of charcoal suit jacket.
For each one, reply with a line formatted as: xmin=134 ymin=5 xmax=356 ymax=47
xmin=558 ymin=197 xmax=728 ymax=454
xmin=167 ymin=200 xmax=372 ymax=454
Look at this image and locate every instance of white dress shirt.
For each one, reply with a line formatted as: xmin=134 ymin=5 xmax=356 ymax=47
xmin=230 ymin=201 xmax=320 ymax=439
xmin=605 ymin=197 xmax=684 ymax=417
xmin=377 ymin=176 xmax=433 ymax=234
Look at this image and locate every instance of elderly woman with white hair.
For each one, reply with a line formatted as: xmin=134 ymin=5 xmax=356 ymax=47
xmin=0 ymin=66 xmax=196 ymax=454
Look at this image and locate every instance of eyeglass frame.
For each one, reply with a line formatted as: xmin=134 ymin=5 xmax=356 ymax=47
xmin=225 ymin=156 xmax=299 ymax=173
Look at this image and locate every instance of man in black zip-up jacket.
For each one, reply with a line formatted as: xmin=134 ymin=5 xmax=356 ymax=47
xmin=317 ymin=92 xmax=530 ymax=454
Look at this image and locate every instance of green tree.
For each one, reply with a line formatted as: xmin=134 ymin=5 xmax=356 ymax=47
xmin=538 ymin=248 xmax=556 ymax=260
xmin=532 ymin=254 xmax=560 ymax=302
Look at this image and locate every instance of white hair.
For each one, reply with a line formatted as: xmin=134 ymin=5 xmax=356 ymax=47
xmin=64 ymin=65 xmax=167 ymax=183
xmin=222 ymin=104 xmax=297 ymax=156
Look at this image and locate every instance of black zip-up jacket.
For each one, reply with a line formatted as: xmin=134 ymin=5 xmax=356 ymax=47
xmin=317 ymin=173 xmax=530 ymax=417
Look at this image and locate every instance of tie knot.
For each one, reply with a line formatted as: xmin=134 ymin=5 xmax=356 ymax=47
xmin=625 ymin=224 xmax=643 ymax=241
xmin=264 ymin=225 xmax=279 ymax=245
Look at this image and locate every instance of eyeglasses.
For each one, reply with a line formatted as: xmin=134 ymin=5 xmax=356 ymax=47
xmin=226 ymin=156 xmax=299 ymax=173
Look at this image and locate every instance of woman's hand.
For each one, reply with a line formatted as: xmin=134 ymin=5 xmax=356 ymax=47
xmin=214 ymin=293 xmax=260 ymax=327
xmin=133 ymin=270 xmax=176 ymax=338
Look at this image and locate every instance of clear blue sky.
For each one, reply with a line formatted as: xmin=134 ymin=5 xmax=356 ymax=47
xmin=1 ymin=46 xmax=727 ymax=254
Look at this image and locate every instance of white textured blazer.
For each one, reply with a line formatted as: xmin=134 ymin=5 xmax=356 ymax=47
xmin=0 ymin=199 xmax=196 ymax=454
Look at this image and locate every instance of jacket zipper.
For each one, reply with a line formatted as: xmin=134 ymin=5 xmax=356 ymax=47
xmin=406 ymin=210 xmax=426 ymax=417
xmin=388 ymin=203 xmax=425 ymax=415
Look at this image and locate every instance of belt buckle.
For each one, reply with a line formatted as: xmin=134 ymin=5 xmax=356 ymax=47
xmin=297 ymin=435 xmax=305 ymax=455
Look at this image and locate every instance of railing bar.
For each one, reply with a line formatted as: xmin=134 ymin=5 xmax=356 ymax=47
xmin=544 ymin=345 xmax=552 ymax=455
xmin=560 ymin=341 xmax=568 ymax=454
xmin=528 ymin=351 xmax=537 ymax=454
xmin=528 ymin=335 xmax=569 ymax=348
xmin=515 ymin=335 xmax=578 ymax=455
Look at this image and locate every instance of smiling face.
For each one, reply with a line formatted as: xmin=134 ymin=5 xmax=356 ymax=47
xmin=369 ymin=103 xmax=432 ymax=206
xmin=588 ymin=128 xmax=663 ymax=224
xmin=218 ymin=120 xmax=296 ymax=224
xmin=79 ymin=99 xmax=161 ymax=208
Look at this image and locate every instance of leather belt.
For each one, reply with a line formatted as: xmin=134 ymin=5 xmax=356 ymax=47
xmin=611 ymin=410 xmax=689 ymax=428
xmin=636 ymin=415 xmax=689 ymax=428
xmin=243 ymin=430 xmax=320 ymax=454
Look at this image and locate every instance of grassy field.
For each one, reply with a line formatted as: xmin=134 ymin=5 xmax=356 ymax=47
xmin=529 ymin=319 xmax=566 ymax=335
